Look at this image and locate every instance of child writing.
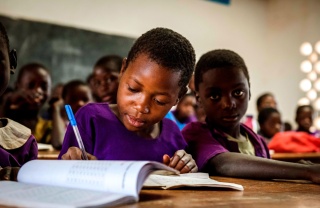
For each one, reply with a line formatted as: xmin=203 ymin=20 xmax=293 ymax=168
xmin=182 ymin=49 xmax=320 ymax=183
xmin=59 ymin=27 xmax=198 ymax=173
xmin=91 ymin=54 xmax=123 ymax=103
xmin=0 ymin=22 xmax=38 ymax=180
xmin=51 ymin=80 xmax=94 ymax=149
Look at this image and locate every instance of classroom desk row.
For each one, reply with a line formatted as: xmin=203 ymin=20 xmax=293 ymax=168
xmin=119 ymin=176 xmax=320 ymax=208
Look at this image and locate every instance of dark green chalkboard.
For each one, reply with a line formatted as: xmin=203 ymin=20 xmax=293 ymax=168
xmin=0 ymin=15 xmax=135 ymax=87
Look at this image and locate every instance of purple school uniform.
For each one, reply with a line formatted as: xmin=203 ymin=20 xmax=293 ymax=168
xmin=59 ymin=103 xmax=187 ymax=162
xmin=182 ymin=121 xmax=270 ymax=171
xmin=0 ymin=118 xmax=38 ymax=167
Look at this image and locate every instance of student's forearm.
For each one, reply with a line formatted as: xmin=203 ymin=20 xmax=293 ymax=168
xmin=209 ymin=152 xmax=311 ymax=181
xmin=51 ymin=108 xmax=65 ymax=149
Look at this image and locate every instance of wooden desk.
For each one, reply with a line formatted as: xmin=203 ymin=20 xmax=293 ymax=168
xmin=271 ymin=152 xmax=320 ymax=163
xmin=120 ymin=177 xmax=320 ymax=208
xmin=37 ymin=149 xmax=60 ymax=160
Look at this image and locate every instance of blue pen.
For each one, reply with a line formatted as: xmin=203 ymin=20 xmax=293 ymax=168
xmin=65 ymin=105 xmax=89 ymax=160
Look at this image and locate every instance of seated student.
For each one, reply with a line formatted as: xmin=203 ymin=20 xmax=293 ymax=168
xmin=0 ymin=63 xmax=52 ymax=144
xmin=257 ymin=107 xmax=282 ymax=144
xmin=59 ymin=27 xmax=198 ymax=173
xmin=165 ymin=93 xmax=197 ymax=130
xmin=182 ymin=49 xmax=320 ymax=183
xmin=0 ymin=22 xmax=37 ymax=180
xmin=91 ymin=54 xmax=123 ymax=103
xmin=50 ymin=80 xmax=94 ymax=149
xmin=295 ymin=105 xmax=320 ymax=138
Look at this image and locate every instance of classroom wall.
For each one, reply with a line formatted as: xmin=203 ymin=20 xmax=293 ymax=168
xmin=0 ymin=0 xmax=319 ymax=127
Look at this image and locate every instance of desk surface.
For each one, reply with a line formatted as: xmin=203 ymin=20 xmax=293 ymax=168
xmin=119 ymin=176 xmax=320 ymax=208
xmin=271 ymin=152 xmax=320 ymax=163
xmin=37 ymin=149 xmax=60 ymax=160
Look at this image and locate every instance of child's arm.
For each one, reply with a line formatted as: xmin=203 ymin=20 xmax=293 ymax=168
xmin=60 ymin=147 xmax=97 ymax=160
xmin=163 ymin=150 xmax=198 ymax=173
xmin=208 ymin=152 xmax=320 ymax=183
xmin=0 ymin=167 xmax=20 ymax=181
xmin=51 ymin=99 xmax=66 ymax=149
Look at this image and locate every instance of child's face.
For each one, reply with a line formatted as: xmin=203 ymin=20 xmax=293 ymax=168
xmin=258 ymin=95 xmax=277 ymax=112
xmin=176 ymin=95 xmax=196 ymax=120
xmin=64 ymin=85 xmax=93 ymax=114
xmin=0 ymin=38 xmax=10 ymax=96
xmin=260 ymin=112 xmax=282 ymax=138
xmin=92 ymin=67 xmax=119 ymax=103
xmin=117 ymin=54 xmax=181 ymax=134
xmin=197 ymin=68 xmax=249 ymax=135
xmin=296 ymin=107 xmax=313 ymax=131
xmin=16 ymin=67 xmax=51 ymax=108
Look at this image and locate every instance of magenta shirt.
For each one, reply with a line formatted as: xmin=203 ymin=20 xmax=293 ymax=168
xmin=59 ymin=103 xmax=187 ymax=162
xmin=0 ymin=135 xmax=38 ymax=167
xmin=182 ymin=121 xmax=270 ymax=171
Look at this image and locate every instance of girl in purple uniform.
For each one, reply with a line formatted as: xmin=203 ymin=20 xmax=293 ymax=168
xmin=182 ymin=49 xmax=320 ymax=183
xmin=0 ymin=22 xmax=38 ymax=181
xmin=59 ymin=28 xmax=198 ymax=173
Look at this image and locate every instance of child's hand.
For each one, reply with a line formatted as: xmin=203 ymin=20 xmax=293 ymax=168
xmin=163 ymin=150 xmax=198 ymax=173
xmin=61 ymin=147 xmax=97 ymax=160
xmin=9 ymin=89 xmax=44 ymax=109
xmin=0 ymin=167 xmax=20 ymax=181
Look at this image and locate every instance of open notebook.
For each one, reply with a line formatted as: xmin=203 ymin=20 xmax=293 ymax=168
xmin=0 ymin=160 xmax=243 ymax=208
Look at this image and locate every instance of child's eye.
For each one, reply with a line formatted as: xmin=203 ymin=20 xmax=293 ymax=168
xmin=128 ymin=85 xmax=138 ymax=93
xmin=154 ymin=99 xmax=166 ymax=106
xmin=234 ymin=90 xmax=244 ymax=97
xmin=210 ymin=94 xmax=220 ymax=100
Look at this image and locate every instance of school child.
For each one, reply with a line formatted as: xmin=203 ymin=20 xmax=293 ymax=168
xmin=0 ymin=22 xmax=38 ymax=180
xmin=295 ymin=105 xmax=320 ymax=137
xmin=257 ymin=107 xmax=282 ymax=144
xmin=256 ymin=92 xmax=277 ymax=113
xmin=0 ymin=63 xmax=52 ymax=144
xmin=51 ymin=80 xmax=94 ymax=149
xmin=91 ymin=54 xmax=123 ymax=103
xmin=182 ymin=49 xmax=320 ymax=183
xmin=165 ymin=93 xmax=197 ymax=130
xmin=59 ymin=27 xmax=198 ymax=173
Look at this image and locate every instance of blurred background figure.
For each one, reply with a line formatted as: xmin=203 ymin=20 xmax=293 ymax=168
xmin=91 ymin=54 xmax=123 ymax=104
xmin=257 ymin=107 xmax=282 ymax=144
xmin=165 ymin=93 xmax=197 ymax=131
xmin=295 ymin=105 xmax=320 ymax=138
xmin=51 ymin=79 xmax=93 ymax=149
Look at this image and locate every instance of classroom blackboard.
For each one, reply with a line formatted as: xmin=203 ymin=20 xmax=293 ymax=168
xmin=0 ymin=15 xmax=136 ymax=87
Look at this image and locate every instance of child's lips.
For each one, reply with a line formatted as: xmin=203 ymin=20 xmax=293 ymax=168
xmin=126 ymin=115 xmax=145 ymax=128
xmin=222 ymin=115 xmax=239 ymax=122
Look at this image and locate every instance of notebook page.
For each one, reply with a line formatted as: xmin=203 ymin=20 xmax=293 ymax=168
xmin=0 ymin=181 xmax=135 ymax=208
xmin=18 ymin=160 xmax=150 ymax=196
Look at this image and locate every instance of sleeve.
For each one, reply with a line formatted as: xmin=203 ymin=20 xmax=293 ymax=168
xmin=27 ymin=135 xmax=39 ymax=161
xmin=182 ymin=122 xmax=229 ymax=171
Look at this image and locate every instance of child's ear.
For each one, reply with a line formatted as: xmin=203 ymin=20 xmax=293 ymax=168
xmin=119 ymin=58 xmax=127 ymax=79
xmin=9 ymin=49 xmax=17 ymax=74
xmin=195 ymin=92 xmax=202 ymax=106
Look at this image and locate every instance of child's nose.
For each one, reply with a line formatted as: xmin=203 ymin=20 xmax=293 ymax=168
xmin=135 ymin=96 xmax=150 ymax=114
xmin=221 ymin=96 xmax=235 ymax=109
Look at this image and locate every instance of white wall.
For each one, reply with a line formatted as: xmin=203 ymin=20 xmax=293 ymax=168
xmin=0 ymin=0 xmax=319 ymax=126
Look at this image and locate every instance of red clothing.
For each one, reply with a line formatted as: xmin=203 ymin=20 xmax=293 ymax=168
xmin=268 ymin=131 xmax=320 ymax=153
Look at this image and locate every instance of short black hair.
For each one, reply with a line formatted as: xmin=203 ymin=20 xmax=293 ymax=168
xmin=126 ymin=27 xmax=195 ymax=97
xmin=0 ymin=22 xmax=10 ymax=53
xmin=256 ymin=92 xmax=274 ymax=109
xmin=258 ymin=107 xmax=280 ymax=126
xmin=94 ymin=54 xmax=123 ymax=73
xmin=62 ymin=79 xmax=88 ymax=100
xmin=296 ymin=105 xmax=314 ymax=116
xmin=194 ymin=49 xmax=250 ymax=92
xmin=16 ymin=62 xmax=49 ymax=83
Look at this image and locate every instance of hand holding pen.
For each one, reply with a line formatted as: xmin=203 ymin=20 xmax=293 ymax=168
xmin=64 ymin=105 xmax=89 ymax=160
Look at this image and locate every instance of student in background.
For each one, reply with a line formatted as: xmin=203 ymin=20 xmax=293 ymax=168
xmin=182 ymin=49 xmax=320 ymax=183
xmin=91 ymin=54 xmax=122 ymax=103
xmin=51 ymin=80 xmax=93 ymax=149
xmin=256 ymin=93 xmax=277 ymax=112
xmin=0 ymin=63 xmax=52 ymax=144
xmin=165 ymin=93 xmax=197 ymax=130
xmin=295 ymin=105 xmax=320 ymax=138
xmin=59 ymin=28 xmax=198 ymax=173
xmin=257 ymin=107 xmax=282 ymax=144
xmin=0 ymin=22 xmax=37 ymax=180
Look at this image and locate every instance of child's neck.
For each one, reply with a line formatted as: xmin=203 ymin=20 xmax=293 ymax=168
xmin=109 ymin=104 xmax=160 ymax=139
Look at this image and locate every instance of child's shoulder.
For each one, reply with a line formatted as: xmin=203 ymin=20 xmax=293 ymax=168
xmin=182 ymin=121 xmax=210 ymax=136
xmin=0 ymin=118 xmax=32 ymax=150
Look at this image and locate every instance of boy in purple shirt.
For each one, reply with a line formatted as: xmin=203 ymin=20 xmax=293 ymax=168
xmin=182 ymin=49 xmax=320 ymax=183
xmin=60 ymin=28 xmax=198 ymax=173
xmin=0 ymin=22 xmax=38 ymax=180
